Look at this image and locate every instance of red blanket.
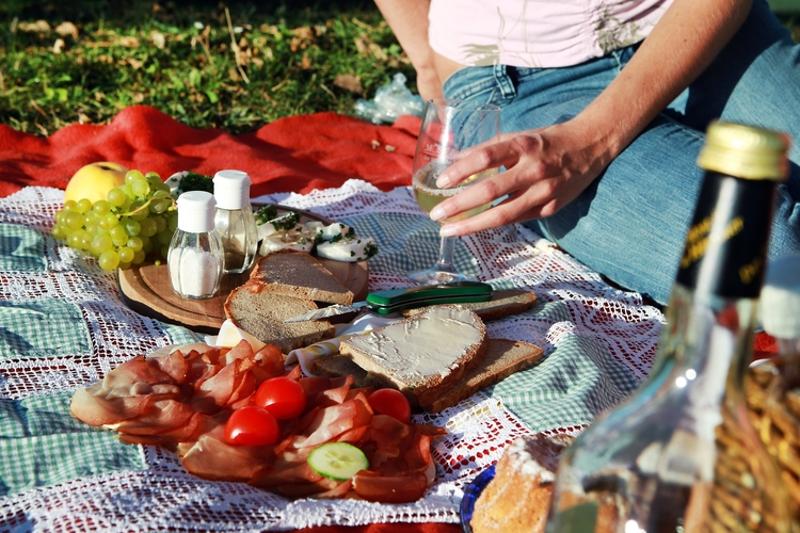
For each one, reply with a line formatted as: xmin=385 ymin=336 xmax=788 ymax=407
xmin=0 ymin=105 xmax=421 ymax=198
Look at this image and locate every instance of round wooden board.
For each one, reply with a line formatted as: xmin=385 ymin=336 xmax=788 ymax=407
xmin=117 ymin=204 xmax=369 ymax=334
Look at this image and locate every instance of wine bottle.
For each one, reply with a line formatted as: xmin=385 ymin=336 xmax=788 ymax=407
xmin=545 ymin=121 xmax=792 ymax=533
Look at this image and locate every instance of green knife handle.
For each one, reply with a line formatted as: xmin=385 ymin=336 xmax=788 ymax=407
xmin=365 ymin=281 xmax=492 ymax=309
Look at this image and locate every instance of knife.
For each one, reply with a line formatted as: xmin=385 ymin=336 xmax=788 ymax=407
xmin=283 ymin=281 xmax=493 ymax=323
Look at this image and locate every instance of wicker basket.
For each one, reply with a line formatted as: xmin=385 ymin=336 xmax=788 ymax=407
xmin=720 ymin=355 xmax=800 ymax=531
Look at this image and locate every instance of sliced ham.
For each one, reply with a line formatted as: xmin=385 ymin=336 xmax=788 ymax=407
xmin=352 ymin=469 xmax=429 ymax=503
xmin=179 ymin=426 xmax=273 ymax=482
xmin=292 ymin=397 xmax=372 ymax=449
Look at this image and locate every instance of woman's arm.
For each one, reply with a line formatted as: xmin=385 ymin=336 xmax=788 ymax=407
xmin=430 ymin=0 xmax=753 ymax=236
xmin=374 ymin=0 xmax=443 ymax=101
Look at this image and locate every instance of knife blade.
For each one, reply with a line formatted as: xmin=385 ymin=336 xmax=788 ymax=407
xmin=283 ymin=281 xmax=493 ymax=323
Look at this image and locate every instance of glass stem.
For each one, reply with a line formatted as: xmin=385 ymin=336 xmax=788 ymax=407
xmin=435 ymin=235 xmax=456 ymax=273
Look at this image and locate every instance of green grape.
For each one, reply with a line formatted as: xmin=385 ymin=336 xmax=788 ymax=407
xmin=146 ymin=172 xmax=163 ymax=190
xmin=85 ymin=210 xmax=101 ymax=226
xmin=110 ymin=226 xmax=128 ymax=246
xmin=152 ymin=189 xmax=171 ymax=200
xmin=132 ymin=250 xmax=146 ymax=265
xmin=98 ymin=250 xmax=120 ymax=272
xmin=91 ymin=233 xmax=113 ymax=255
xmin=92 ymin=200 xmax=111 ymax=215
xmin=126 ymin=236 xmax=144 ymax=252
xmin=64 ymin=212 xmax=83 ymax=230
xmin=130 ymin=204 xmax=149 ymax=220
xmin=77 ymin=229 xmax=92 ymax=251
xmin=141 ymin=236 xmax=152 ymax=253
xmin=140 ymin=218 xmax=158 ymax=238
xmin=63 ymin=200 xmax=77 ymax=211
xmin=131 ymin=178 xmax=150 ymax=198
xmin=52 ymin=224 xmax=67 ymax=240
xmin=67 ymin=233 xmax=82 ymax=249
xmin=99 ymin=213 xmax=119 ymax=229
xmin=123 ymin=218 xmax=141 ymax=236
xmin=154 ymin=216 xmax=167 ymax=233
xmin=157 ymin=230 xmax=172 ymax=245
xmin=125 ymin=169 xmax=146 ymax=185
xmin=150 ymin=199 xmax=172 ymax=214
xmin=54 ymin=210 xmax=68 ymax=225
xmin=107 ymin=188 xmax=127 ymax=208
xmin=76 ymin=199 xmax=92 ymax=214
xmin=118 ymin=247 xmax=135 ymax=264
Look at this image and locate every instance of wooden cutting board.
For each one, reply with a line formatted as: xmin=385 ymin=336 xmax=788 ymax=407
xmin=118 ymin=205 xmax=369 ymax=334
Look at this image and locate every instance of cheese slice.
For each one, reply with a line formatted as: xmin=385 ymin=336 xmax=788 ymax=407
xmin=215 ymin=319 xmax=267 ymax=350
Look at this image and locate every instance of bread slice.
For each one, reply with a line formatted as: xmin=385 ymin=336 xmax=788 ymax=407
xmin=338 ymin=305 xmax=487 ymax=408
xmin=249 ymin=251 xmax=354 ymax=305
xmin=403 ymin=289 xmax=537 ymax=321
xmin=318 ymin=338 xmax=543 ymax=412
xmin=224 ymin=284 xmax=335 ymax=352
xmin=426 ymin=338 xmax=543 ymax=412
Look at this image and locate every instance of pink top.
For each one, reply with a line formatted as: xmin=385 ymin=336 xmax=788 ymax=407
xmin=428 ymin=0 xmax=674 ymax=68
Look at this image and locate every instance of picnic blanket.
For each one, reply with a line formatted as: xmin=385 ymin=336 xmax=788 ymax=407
xmin=0 ymin=108 xmax=776 ymax=531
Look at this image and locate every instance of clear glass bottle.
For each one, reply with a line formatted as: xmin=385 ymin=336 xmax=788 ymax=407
xmin=167 ymin=191 xmax=223 ymax=299
xmin=213 ymin=169 xmax=258 ymax=274
xmin=546 ymin=122 xmax=791 ymax=533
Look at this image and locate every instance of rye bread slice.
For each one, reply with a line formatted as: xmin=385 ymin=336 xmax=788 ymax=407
xmin=338 ymin=305 xmax=487 ymax=408
xmin=403 ymin=289 xmax=538 ymax=321
xmin=224 ymin=283 xmax=335 ymax=352
xmin=249 ymin=251 xmax=354 ymax=305
xmin=426 ymin=338 xmax=543 ymax=412
xmin=318 ymin=338 xmax=543 ymax=412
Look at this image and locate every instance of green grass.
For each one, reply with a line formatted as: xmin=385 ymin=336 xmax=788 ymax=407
xmin=2 ymin=1 xmax=799 ymax=136
xmin=0 ymin=1 xmax=414 ymax=135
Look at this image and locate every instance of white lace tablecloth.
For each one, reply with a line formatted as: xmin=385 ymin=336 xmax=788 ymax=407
xmin=0 ymin=182 xmax=664 ymax=531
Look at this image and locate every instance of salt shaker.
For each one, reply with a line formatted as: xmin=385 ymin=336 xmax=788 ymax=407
xmin=213 ymin=169 xmax=258 ymax=274
xmin=167 ymin=191 xmax=223 ymax=299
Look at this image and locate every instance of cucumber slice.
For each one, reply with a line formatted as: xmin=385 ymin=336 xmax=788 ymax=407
xmin=307 ymin=442 xmax=369 ymax=481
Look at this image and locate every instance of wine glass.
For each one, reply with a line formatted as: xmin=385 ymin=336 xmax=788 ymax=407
xmin=409 ymin=99 xmax=500 ymax=284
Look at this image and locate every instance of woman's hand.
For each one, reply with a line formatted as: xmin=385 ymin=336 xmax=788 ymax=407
xmin=430 ymin=118 xmax=616 ymax=236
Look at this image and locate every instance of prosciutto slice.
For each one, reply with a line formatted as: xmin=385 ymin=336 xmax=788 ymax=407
xmin=70 ymin=340 xmax=445 ymax=503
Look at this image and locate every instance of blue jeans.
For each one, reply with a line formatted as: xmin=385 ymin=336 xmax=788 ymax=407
xmin=442 ymin=0 xmax=800 ymax=305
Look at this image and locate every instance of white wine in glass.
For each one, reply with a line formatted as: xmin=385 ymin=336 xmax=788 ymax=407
xmin=408 ymin=99 xmax=500 ymax=284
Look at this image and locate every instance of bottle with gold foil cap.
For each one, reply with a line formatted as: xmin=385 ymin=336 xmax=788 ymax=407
xmin=546 ymin=122 xmax=791 ymax=533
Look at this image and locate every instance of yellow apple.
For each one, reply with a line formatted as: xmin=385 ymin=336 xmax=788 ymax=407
xmin=63 ymin=162 xmax=128 ymax=203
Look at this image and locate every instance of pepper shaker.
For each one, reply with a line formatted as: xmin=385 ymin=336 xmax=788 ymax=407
xmin=167 ymin=191 xmax=224 ymax=299
xmin=213 ymin=169 xmax=258 ymax=274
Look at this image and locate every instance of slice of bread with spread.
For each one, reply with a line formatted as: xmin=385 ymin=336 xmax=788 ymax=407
xmin=318 ymin=337 xmax=543 ymax=412
xmin=249 ymin=251 xmax=354 ymax=305
xmin=224 ymin=284 xmax=335 ymax=352
xmin=338 ymin=305 xmax=487 ymax=410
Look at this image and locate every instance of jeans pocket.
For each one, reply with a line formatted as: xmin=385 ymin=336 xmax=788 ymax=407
xmin=442 ymin=66 xmax=501 ymax=105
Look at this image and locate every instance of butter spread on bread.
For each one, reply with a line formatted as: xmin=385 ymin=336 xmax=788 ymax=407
xmin=338 ymin=306 xmax=486 ymax=408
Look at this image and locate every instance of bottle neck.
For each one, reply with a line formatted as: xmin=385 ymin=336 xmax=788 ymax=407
xmin=647 ymin=171 xmax=776 ymax=400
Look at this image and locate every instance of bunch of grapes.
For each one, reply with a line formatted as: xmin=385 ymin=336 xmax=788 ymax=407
xmin=52 ymin=170 xmax=178 ymax=272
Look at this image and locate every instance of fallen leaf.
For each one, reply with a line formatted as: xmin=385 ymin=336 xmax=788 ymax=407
xmin=150 ymin=30 xmax=166 ymax=49
xmin=127 ymin=58 xmax=143 ymax=70
xmin=52 ymin=38 xmax=65 ymax=54
xmin=292 ymin=26 xmax=314 ymax=40
xmin=300 ymin=53 xmax=312 ymax=70
xmin=334 ymin=74 xmax=363 ymax=94
xmin=371 ymin=139 xmax=380 ymax=150
xmin=385 ymin=145 xmax=397 ymax=153
xmin=55 ymin=21 xmax=79 ymax=39
xmin=354 ymin=36 xmax=368 ymax=55
xmin=117 ymin=36 xmax=140 ymax=48
xmin=18 ymin=20 xmax=51 ymax=34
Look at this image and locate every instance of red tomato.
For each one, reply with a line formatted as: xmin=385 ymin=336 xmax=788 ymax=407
xmin=368 ymin=388 xmax=411 ymax=423
xmin=224 ymin=406 xmax=279 ymax=446
xmin=254 ymin=376 xmax=307 ymax=420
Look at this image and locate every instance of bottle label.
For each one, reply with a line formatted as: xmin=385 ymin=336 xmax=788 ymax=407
xmin=677 ymin=172 xmax=775 ymax=299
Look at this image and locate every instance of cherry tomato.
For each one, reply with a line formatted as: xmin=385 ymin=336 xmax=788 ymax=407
xmin=368 ymin=388 xmax=411 ymax=423
xmin=254 ymin=376 xmax=307 ymax=420
xmin=224 ymin=406 xmax=279 ymax=446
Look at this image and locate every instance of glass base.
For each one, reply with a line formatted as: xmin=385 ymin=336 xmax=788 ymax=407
xmin=408 ymin=267 xmax=474 ymax=286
